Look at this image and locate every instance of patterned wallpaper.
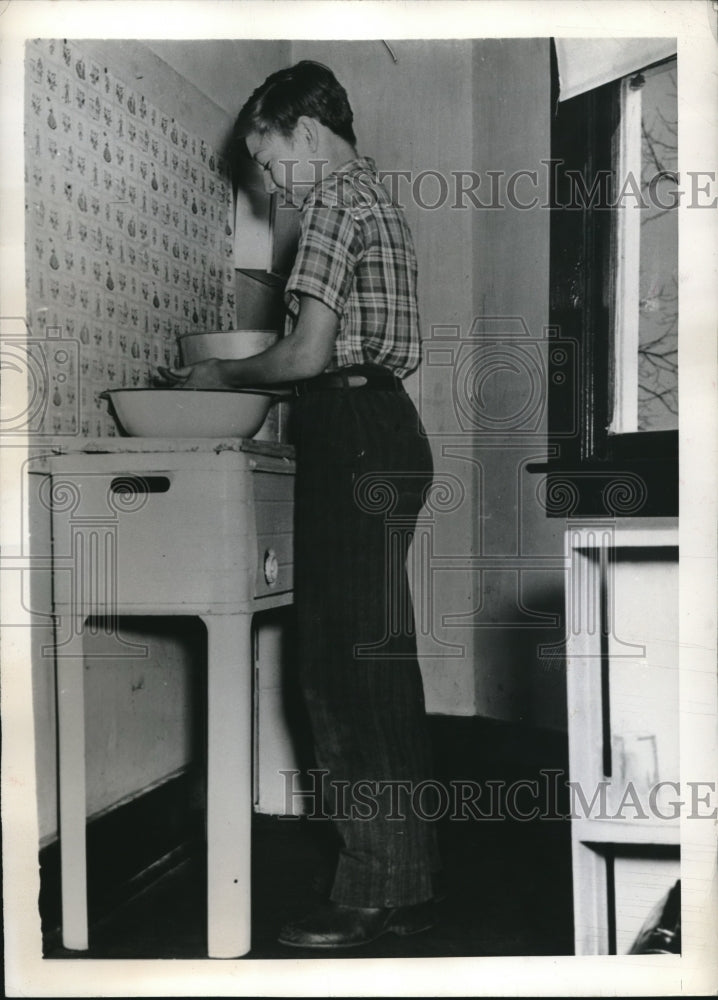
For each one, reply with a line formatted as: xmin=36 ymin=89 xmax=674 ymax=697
xmin=24 ymin=38 xmax=236 ymax=438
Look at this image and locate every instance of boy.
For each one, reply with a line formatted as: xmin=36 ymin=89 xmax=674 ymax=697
xmin=166 ymin=61 xmax=440 ymax=949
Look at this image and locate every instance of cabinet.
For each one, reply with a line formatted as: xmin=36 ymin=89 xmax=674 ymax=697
xmin=41 ymin=440 xmax=295 ymax=958
xmin=564 ymin=518 xmax=680 ymax=954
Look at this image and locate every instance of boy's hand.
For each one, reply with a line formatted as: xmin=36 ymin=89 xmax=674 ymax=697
xmin=156 ymin=358 xmax=229 ymax=389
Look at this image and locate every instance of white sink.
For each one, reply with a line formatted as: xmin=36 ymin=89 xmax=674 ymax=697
xmin=102 ymin=387 xmax=280 ymax=438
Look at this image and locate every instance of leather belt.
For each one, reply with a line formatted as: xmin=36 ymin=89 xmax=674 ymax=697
xmin=294 ymin=366 xmax=404 ymax=395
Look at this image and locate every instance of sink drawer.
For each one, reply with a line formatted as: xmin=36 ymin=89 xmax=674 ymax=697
xmin=47 ymin=451 xmax=294 ymax=613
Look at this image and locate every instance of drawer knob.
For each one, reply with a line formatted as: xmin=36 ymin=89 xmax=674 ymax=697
xmin=263 ymin=548 xmax=279 ymax=587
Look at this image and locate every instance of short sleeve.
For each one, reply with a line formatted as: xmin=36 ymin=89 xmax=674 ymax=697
xmin=284 ymin=205 xmax=365 ymax=320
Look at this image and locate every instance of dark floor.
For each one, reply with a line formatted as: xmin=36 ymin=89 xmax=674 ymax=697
xmin=45 ymin=807 xmax=574 ymax=960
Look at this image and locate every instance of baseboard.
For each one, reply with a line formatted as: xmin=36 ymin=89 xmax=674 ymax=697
xmin=40 ymin=770 xmax=205 ymax=954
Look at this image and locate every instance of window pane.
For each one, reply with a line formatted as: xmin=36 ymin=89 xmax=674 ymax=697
xmin=637 ymin=60 xmax=678 ymax=431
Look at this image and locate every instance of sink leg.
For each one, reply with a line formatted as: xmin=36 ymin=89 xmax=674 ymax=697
xmin=56 ymin=619 xmax=89 ymax=950
xmin=202 ymin=613 xmax=253 ymax=959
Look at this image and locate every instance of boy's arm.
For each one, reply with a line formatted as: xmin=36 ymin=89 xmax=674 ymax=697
xmin=162 ymin=295 xmax=339 ymax=388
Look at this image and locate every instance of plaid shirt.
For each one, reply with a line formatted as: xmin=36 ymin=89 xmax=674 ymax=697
xmin=284 ymin=157 xmax=422 ymax=378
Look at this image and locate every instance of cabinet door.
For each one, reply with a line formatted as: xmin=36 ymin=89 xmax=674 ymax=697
xmin=566 ymin=521 xmax=680 ymax=955
xmin=233 ymin=159 xmax=300 ymax=278
xmin=606 ymin=550 xmax=679 ymax=816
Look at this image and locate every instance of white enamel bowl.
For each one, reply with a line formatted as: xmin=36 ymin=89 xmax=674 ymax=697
xmin=102 ymin=388 xmax=277 ymax=439
xmin=178 ymin=329 xmax=279 ymax=366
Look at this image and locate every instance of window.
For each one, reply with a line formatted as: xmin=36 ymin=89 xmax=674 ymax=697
xmin=544 ymin=48 xmax=678 ymax=517
xmin=611 ymin=60 xmax=678 ymax=434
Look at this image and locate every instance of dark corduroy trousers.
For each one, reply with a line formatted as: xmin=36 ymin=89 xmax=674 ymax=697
xmin=292 ymin=382 xmax=439 ymax=908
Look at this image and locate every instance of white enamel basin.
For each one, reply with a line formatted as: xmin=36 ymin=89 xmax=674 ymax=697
xmin=102 ymin=388 xmax=278 ymax=438
xmin=178 ymin=329 xmax=279 ymax=366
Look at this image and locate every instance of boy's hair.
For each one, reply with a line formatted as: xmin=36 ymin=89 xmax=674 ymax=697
xmin=234 ymin=60 xmax=356 ymax=147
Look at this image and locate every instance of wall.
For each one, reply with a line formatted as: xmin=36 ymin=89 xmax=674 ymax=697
xmin=27 ymin=37 xmax=290 ymax=841
xmin=25 ymin=38 xmax=238 ymax=438
xmin=470 ymin=39 xmax=565 ymax=728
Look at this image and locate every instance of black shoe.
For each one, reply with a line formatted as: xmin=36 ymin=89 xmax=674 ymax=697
xmin=278 ymin=900 xmax=435 ymax=949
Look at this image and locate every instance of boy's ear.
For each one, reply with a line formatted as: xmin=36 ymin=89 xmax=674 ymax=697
xmin=295 ymin=115 xmax=320 ymax=151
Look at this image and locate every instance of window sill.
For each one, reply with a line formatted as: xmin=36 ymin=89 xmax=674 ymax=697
xmin=527 ymin=448 xmax=678 ymax=518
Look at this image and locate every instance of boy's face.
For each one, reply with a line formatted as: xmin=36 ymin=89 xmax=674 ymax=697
xmin=246 ymin=128 xmax=317 ymax=201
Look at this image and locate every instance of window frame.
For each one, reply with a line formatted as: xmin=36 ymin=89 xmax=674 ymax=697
xmin=540 ymin=47 xmax=678 ymax=517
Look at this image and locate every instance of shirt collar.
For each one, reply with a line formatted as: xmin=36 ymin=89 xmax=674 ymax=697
xmin=298 ymin=155 xmax=377 ymax=207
